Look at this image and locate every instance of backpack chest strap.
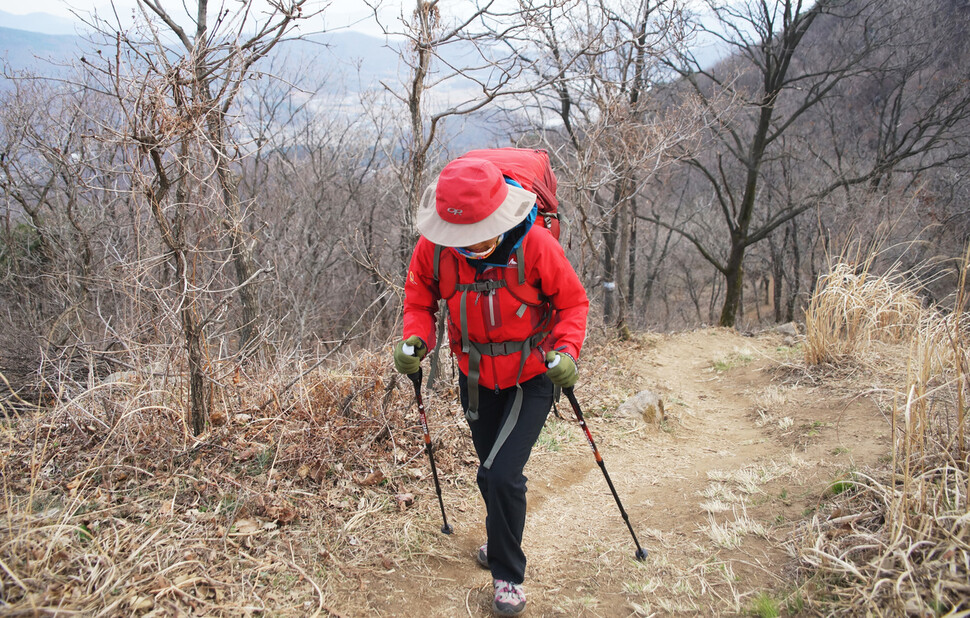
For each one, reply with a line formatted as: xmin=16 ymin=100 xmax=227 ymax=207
xmin=455 ymin=279 xmax=506 ymax=294
xmin=463 ymin=318 xmax=548 ymax=414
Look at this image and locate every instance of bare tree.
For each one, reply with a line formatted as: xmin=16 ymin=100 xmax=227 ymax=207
xmin=76 ymin=0 xmax=313 ymax=433
xmin=129 ymin=0 xmax=311 ymax=353
xmin=647 ymin=0 xmax=970 ymax=327
xmin=366 ymin=0 xmax=606 ymax=270
xmin=237 ymin=60 xmax=394 ymax=346
xmin=0 ymin=72 xmax=149 ymax=399
xmin=651 ymin=0 xmax=859 ymax=327
xmin=510 ymin=0 xmax=699 ymax=332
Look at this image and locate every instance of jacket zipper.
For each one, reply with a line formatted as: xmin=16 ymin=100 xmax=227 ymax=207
xmin=487 ymin=292 xmax=496 ymax=327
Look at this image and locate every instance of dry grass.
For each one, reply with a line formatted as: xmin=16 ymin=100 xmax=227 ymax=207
xmin=795 ymin=259 xmax=970 ymax=616
xmin=804 ymin=262 xmax=924 ymax=366
xmin=0 ymin=328 xmax=644 ymax=616
xmin=705 ymin=504 xmax=767 ymax=549
xmin=0 ymin=349 xmax=477 ymax=616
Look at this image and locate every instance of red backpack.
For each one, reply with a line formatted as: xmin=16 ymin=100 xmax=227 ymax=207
xmin=459 ymin=148 xmax=560 ymax=241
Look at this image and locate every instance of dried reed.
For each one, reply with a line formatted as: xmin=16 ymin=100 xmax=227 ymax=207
xmin=796 ymin=258 xmax=970 ymax=615
xmin=804 ymin=262 xmax=924 ymax=365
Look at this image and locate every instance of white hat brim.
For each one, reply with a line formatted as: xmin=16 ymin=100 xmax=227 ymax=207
xmin=416 ymin=182 xmax=537 ymax=247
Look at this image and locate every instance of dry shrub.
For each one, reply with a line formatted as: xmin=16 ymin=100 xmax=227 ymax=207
xmin=796 ymin=258 xmax=970 ymax=615
xmin=0 ymin=347 xmax=474 ymax=616
xmin=0 ymin=326 xmax=647 ymax=615
xmin=804 ymin=262 xmax=924 ymax=365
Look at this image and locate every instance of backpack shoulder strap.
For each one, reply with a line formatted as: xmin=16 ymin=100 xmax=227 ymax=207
xmin=434 ymin=240 xmax=539 ymax=305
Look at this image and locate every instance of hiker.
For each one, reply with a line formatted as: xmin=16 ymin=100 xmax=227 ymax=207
xmin=392 ymin=157 xmax=589 ymax=616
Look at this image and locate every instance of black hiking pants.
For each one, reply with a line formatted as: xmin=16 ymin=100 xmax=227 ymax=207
xmin=459 ymin=372 xmax=553 ymax=585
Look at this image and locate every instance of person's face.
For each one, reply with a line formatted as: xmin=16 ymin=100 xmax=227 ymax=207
xmin=465 ymin=237 xmax=499 ymax=253
xmin=457 ymin=235 xmax=501 ymax=259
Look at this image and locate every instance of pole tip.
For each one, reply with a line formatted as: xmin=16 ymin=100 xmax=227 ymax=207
xmin=441 ymin=524 xmax=454 ymax=535
xmin=635 ymin=548 xmax=648 ymax=561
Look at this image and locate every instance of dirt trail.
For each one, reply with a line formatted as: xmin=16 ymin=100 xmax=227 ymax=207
xmin=353 ymin=328 xmax=889 ymax=616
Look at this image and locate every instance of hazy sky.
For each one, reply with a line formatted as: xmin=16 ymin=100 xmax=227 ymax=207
xmin=0 ymin=0 xmax=395 ymax=36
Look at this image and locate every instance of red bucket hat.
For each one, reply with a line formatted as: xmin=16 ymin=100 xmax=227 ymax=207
xmin=417 ymin=158 xmax=537 ymax=247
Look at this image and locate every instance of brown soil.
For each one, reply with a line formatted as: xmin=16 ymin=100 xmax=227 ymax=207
xmin=337 ymin=328 xmax=890 ymax=617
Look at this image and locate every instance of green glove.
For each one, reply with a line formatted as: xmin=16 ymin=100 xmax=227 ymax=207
xmin=545 ymin=350 xmax=578 ymax=388
xmin=393 ymin=336 xmax=427 ymax=375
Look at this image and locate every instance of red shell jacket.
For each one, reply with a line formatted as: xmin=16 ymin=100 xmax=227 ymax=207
xmin=403 ymin=225 xmax=589 ymax=390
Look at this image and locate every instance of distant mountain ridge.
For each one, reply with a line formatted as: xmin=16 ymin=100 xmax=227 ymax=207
xmin=0 ymin=20 xmax=412 ymax=87
xmin=0 ymin=9 xmax=80 ymax=35
xmin=0 ymin=20 xmax=501 ymax=148
xmin=0 ymin=25 xmax=82 ymax=73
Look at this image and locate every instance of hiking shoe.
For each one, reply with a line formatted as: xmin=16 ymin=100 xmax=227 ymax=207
xmin=476 ymin=543 xmax=488 ymax=569
xmin=492 ymin=579 xmax=526 ymax=616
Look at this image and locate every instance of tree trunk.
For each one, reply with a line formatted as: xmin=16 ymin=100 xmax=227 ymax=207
xmin=771 ymin=228 xmax=789 ymax=323
xmin=602 ymin=194 xmax=620 ymax=324
xmin=627 ymin=200 xmax=638 ymax=312
xmin=214 ymin=157 xmax=261 ymax=353
xmin=183 ymin=305 xmax=210 ymax=436
xmin=786 ymin=220 xmax=801 ymax=322
xmin=195 ymin=23 xmax=262 ymax=353
xmin=401 ymin=0 xmax=436 ymax=269
xmin=773 ymin=264 xmax=784 ymax=323
xmin=719 ymin=247 xmax=745 ymax=327
xmin=146 ymin=143 xmax=211 ymax=436
xmin=615 ymin=191 xmax=631 ymax=335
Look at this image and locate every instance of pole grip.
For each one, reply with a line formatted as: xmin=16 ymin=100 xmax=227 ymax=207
xmin=564 ymin=386 xmax=579 ymax=409
xmin=403 ymin=343 xmax=422 ymax=388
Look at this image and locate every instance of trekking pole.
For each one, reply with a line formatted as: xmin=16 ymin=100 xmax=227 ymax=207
xmin=403 ymin=343 xmax=453 ymax=535
xmin=552 ymin=360 xmax=647 ymax=560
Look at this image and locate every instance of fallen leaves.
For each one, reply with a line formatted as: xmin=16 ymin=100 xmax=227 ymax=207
xmin=405 ymin=467 xmax=424 ymax=480
xmin=253 ymin=493 xmax=298 ymax=524
xmin=234 ymin=446 xmax=258 ymax=462
xmin=358 ymin=470 xmax=385 ymax=486
xmin=379 ymin=554 xmax=397 ymax=570
xmin=127 ymin=594 xmax=154 ymax=611
xmin=209 ymin=409 xmax=228 ymax=426
xmin=231 ymin=518 xmax=260 ymax=535
xmin=394 ymin=493 xmax=414 ymax=511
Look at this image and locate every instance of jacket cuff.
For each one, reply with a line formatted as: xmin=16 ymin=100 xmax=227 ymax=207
xmin=554 ymin=345 xmax=579 ymax=366
xmin=403 ymin=334 xmax=431 ymax=351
